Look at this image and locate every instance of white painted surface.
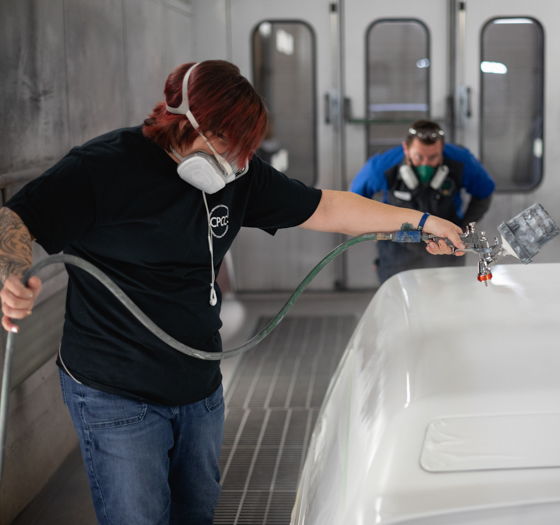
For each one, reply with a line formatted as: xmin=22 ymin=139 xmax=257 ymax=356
xmin=421 ymin=413 xmax=560 ymax=472
xmin=292 ymin=262 xmax=560 ymax=525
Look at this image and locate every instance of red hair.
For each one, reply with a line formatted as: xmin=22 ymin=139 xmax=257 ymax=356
xmin=143 ymin=60 xmax=268 ymax=165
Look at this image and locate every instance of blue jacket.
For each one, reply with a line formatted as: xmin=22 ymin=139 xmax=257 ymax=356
xmin=350 ymin=144 xmax=495 ymax=221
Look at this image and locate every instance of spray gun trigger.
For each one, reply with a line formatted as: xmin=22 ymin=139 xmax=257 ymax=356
xmin=421 ymin=233 xmax=471 ymax=253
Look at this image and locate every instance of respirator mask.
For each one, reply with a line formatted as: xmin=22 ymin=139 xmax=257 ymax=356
xmin=166 ymin=63 xmax=249 ymax=194
xmin=411 ymin=163 xmax=436 ymax=185
xmin=400 ymin=160 xmax=449 ymax=192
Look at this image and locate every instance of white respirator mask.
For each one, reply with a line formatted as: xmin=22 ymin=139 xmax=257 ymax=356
xmin=166 ymin=63 xmax=248 ymax=194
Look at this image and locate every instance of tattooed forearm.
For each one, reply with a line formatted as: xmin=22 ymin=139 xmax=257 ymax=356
xmin=0 ymin=207 xmax=33 ymax=284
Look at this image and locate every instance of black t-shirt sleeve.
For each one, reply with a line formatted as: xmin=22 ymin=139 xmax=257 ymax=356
xmin=242 ymin=156 xmax=322 ymax=234
xmin=5 ymin=151 xmax=96 ymax=254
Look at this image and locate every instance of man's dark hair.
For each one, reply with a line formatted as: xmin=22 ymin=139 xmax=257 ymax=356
xmin=405 ymin=119 xmax=445 ymax=147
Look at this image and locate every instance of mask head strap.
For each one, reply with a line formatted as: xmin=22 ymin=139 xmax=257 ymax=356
xmin=166 ymin=63 xmax=200 ymax=128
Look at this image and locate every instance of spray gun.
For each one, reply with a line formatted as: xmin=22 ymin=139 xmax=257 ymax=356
xmin=398 ymin=203 xmax=559 ymax=285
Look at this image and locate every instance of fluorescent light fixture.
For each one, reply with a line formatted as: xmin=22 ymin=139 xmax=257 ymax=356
xmin=369 ymin=103 xmax=429 ymax=112
xmin=481 ymin=61 xmax=508 ymax=74
xmin=416 ymin=58 xmax=430 ymax=69
xmin=494 ymin=18 xmax=533 ymax=24
xmin=276 ymin=29 xmax=294 ymax=55
xmin=533 ymin=138 xmax=543 ymax=159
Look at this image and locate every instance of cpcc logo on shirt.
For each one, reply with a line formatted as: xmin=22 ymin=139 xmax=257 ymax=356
xmin=209 ymin=204 xmax=229 ymax=238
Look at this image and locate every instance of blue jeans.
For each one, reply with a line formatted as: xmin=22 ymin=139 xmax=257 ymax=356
xmin=59 ymin=369 xmax=224 ymax=525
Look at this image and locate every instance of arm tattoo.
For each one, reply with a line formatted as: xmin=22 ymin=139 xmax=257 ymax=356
xmin=400 ymin=222 xmax=415 ymax=231
xmin=0 ymin=207 xmax=33 ymax=284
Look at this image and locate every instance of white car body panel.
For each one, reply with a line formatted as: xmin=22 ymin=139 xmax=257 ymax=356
xmin=292 ymin=263 xmax=560 ymax=525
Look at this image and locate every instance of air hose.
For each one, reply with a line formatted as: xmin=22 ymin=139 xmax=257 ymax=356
xmin=0 ymin=233 xmax=380 ymax=481
xmin=13 ymin=233 xmax=380 ymax=361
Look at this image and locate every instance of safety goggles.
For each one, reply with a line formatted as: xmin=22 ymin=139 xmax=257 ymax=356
xmin=407 ymin=127 xmax=445 ymax=141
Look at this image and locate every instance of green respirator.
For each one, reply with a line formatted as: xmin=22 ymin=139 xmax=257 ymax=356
xmin=414 ymin=164 xmax=436 ymax=184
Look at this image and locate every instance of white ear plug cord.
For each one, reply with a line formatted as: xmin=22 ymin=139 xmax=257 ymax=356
xmin=202 ymin=191 xmax=218 ymax=306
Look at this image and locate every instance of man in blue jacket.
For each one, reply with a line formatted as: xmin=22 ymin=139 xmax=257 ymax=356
xmin=351 ymin=119 xmax=495 ymax=284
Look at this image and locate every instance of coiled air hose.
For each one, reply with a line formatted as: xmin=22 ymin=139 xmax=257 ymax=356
xmin=11 ymin=233 xmax=380 ymax=361
xmin=0 ymin=233 xmax=378 ymax=482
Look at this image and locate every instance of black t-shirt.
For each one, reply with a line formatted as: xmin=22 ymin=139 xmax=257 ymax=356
xmin=6 ymin=126 xmax=322 ymax=405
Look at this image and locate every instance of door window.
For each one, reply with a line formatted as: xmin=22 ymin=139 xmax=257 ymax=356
xmin=480 ymin=17 xmax=544 ymax=191
xmin=253 ymin=21 xmax=317 ymax=186
xmin=366 ymin=19 xmax=430 ymax=157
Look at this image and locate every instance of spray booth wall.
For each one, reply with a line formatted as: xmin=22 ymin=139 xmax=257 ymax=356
xmin=0 ymin=0 xmax=195 ymax=176
xmin=0 ymin=2 xmax=195 ymax=522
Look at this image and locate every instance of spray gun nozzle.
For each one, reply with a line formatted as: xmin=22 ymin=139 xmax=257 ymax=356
xmin=477 ymin=270 xmax=492 ymax=283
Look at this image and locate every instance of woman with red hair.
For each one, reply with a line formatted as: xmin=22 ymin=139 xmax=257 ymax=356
xmin=0 ymin=60 xmax=463 ymax=524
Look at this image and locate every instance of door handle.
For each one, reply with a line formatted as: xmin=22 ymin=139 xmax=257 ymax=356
xmin=324 ymin=90 xmax=341 ymax=126
xmin=458 ymin=85 xmax=472 ymax=126
xmin=344 ymin=97 xmax=352 ymax=122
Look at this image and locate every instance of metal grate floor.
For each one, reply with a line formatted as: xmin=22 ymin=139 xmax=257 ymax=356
xmin=215 ymin=315 xmax=358 ymax=525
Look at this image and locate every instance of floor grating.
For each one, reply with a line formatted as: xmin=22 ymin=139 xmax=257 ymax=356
xmin=215 ymin=315 xmax=358 ymax=525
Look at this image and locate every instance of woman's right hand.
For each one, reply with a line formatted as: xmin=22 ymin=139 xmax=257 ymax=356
xmin=422 ymin=215 xmax=465 ymax=255
xmin=0 ymin=275 xmax=42 ymax=333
